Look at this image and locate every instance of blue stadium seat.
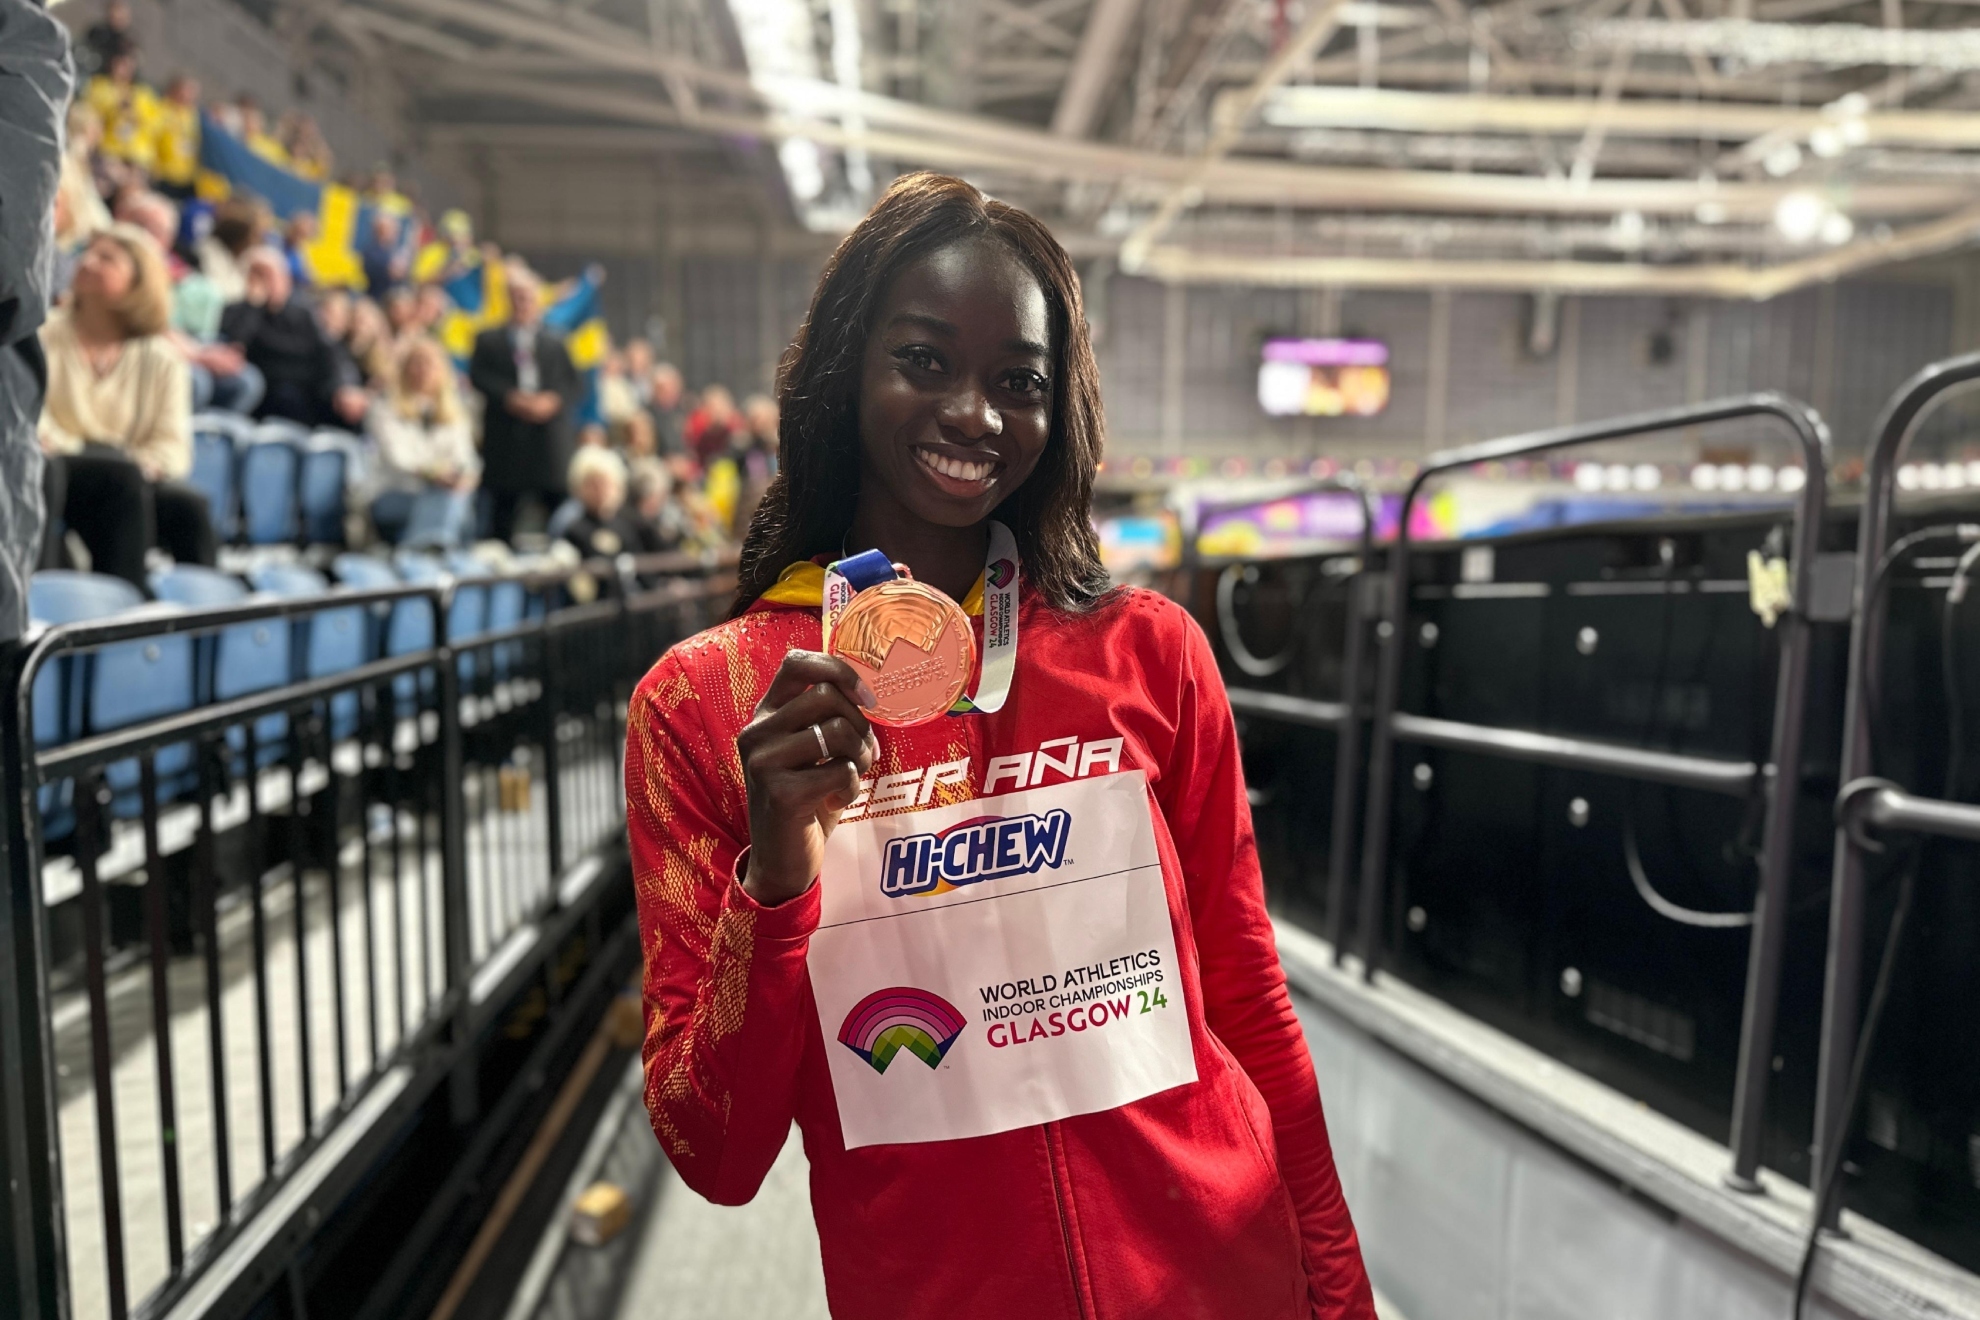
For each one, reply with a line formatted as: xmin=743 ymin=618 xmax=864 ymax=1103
xmin=252 ymin=563 xmax=367 ymax=740
xmin=22 ymin=573 xmax=147 ymax=840
xmin=335 ymin=553 xmax=435 ymax=714
xmin=482 ymin=557 xmax=528 ymax=680
xmin=30 ymin=572 xmax=198 ymax=819
xmin=399 ymin=553 xmax=486 ymax=682
xmin=151 ymin=565 xmax=290 ymax=770
xmin=240 ymin=431 xmax=301 ymax=545
xmin=189 ymin=426 xmax=239 ymax=543
xmin=300 ymin=432 xmax=354 ymax=546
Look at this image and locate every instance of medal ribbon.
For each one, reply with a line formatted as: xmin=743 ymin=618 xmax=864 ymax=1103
xmin=822 ymin=520 xmax=1019 ymax=717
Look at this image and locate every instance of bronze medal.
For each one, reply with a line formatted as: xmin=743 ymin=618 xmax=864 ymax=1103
xmin=828 ymin=578 xmax=976 ymax=727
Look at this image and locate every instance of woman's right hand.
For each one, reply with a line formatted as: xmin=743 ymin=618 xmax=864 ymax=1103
xmin=737 ymin=650 xmax=878 ymax=907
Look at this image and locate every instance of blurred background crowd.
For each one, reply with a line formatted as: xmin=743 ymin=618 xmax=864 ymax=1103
xmin=38 ymin=0 xmax=781 ymax=594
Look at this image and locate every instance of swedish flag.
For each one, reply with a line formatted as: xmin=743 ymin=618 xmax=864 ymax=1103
xmin=195 ymin=112 xmax=370 ymax=288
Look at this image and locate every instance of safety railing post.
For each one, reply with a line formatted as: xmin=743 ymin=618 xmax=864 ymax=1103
xmin=435 ymin=584 xmax=477 ymax=1126
xmin=1322 ymin=484 xmax=1376 ymax=966
xmin=0 ymin=644 xmax=62 ymax=1320
xmin=1812 ymin=349 xmax=1980 ymax=1226
xmin=538 ymin=595 xmax=566 ymax=887
xmin=1347 ymin=396 xmax=1830 ymax=1193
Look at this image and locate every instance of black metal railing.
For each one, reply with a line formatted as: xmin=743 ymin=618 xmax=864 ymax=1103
xmin=1206 ymin=478 xmax=1377 ymax=962
xmin=1230 ymin=395 xmax=1834 ymax=1192
xmin=1814 ymin=350 xmax=1980 ymax=1232
xmin=0 ymin=555 xmax=732 ymax=1320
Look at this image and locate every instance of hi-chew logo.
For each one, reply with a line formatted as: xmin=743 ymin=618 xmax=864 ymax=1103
xmin=881 ymin=810 xmax=1072 ymax=897
xmin=838 ymin=986 xmax=966 ymax=1074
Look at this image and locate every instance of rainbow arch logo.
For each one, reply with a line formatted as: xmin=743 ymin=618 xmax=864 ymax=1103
xmin=837 ymin=986 xmax=967 ymax=1075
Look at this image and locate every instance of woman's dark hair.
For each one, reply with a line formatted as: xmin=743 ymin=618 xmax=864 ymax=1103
xmin=732 ymin=172 xmax=1109 ymax=616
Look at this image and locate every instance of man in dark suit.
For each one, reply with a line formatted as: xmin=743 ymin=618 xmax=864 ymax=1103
xmin=470 ymin=271 xmax=577 ymax=541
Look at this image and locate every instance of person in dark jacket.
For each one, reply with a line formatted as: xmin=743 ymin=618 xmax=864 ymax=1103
xmin=469 ymin=270 xmax=577 ymax=540
xmin=0 ymin=0 xmax=73 ymax=642
xmin=219 ymin=247 xmax=358 ymax=427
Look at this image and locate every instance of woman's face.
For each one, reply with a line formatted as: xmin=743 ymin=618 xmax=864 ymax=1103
xmin=856 ymin=238 xmax=1053 ymax=530
xmin=403 ymin=345 xmax=438 ymax=395
xmin=74 ymin=238 xmax=137 ymax=314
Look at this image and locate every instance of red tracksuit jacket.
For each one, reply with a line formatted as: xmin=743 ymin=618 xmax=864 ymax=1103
xmin=625 ymin=579 xmax=1375 ymax=1319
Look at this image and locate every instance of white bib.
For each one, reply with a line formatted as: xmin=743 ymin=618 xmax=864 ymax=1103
xmin=807 ymin=770 xmax=1197 ymax=1150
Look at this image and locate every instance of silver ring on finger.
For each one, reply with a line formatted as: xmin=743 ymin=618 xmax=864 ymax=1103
xmin=811 ymin=722 xmax=831 ymax=764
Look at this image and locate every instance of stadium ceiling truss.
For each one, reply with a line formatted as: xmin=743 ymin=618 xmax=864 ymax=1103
xmin=265 ymin=0 xmax=1980 ymax=295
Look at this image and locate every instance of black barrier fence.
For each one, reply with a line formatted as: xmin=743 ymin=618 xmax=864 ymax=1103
xmin=1223 ymin=393 xmax=1837 ymax=1196
xmin=0 ymin=556 xmax=732 ymax=1320
xmin=1817 ymin=350 xmax=1980 ymax=1237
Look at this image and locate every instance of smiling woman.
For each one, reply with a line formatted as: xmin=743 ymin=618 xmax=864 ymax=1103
xmin=734 ymin=171 xmax=1109 ymax=616
xmin=627 ymin=172 xmax=1376 ymax=1320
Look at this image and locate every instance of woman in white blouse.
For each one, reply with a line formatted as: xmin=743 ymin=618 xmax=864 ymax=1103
xmin=39 ymin=223 xmax=215 ymax=587
xmin=364 ymin=336 xmax=479 ymax=546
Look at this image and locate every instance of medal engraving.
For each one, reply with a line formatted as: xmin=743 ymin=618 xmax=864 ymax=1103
xmin=830 ymin=580 xmax=975 ymax=726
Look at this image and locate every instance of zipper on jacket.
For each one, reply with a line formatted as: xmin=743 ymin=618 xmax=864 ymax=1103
xmin=1043 ymin=1122 xmax=1091 ymax=1320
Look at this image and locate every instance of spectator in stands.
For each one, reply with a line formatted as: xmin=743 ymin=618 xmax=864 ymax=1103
xmin=364 ymin=169 xmax=413 ymax=217
xmin=283 ymin=211 xmax=318 ymax=289
xmin=82 ymin=0 xmax=136 ymax=76
xmin=1 ymin=0 xmax=72 ymax=642
xmin=470 ymin=269 xmax=577 ymax=540
xmin=237 ymin=97 xmax=287 ymax=167
xmin=647 ymin=361 xmax=687 ymax=457
xmin=348 ymin=297 xmax=394 ymax=387
xmin=366 ymin=337 xmax=477 ymax=546
xmin=56 ymin=104 xmax=112 ymax=268
xmin=383 ymin=285 xmax=418 ymax=351
xmin=412 ymin=281 xmax=449 ymax=338
xmin=738 ymin=392 xmax=780 ymax=483
xmin=197 ymin=198 xmax=261 ymax=304
xmin=87 ymin=49 xmax=157 ymax=179
xmin=628 ymin=456 xmax=684 ymax=553
xmin=222 ymin=247 xmax=356 ymax=427
xmin=684 ymin=382 xmax=737 ymax=466
xmin=361 ymin=211 xmax=407 ymax=297
xmin=557 ymin=446 xmax=642 ymax=558
xmin=279 ymin=112 xmax=331 ymax=181
xmin=38 ymin=226 xmax=216 ymax=586
xmin=626 ymin=338 xmax=656 ymax=405
xmin=120 ymin=189 xmax=264 ymax=415
xmin=151 ymin=74 xmax=201 ymax=200
xmin=597 ymin=350 xmax=654 ymax=456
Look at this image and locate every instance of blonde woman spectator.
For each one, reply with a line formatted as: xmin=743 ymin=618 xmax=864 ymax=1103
xmin=39 ymin=225 xmax=215 ymax=587
xmin=349 ymin=297 xmax=394 ymax=387
xmin=365 ymin=337 xmax=478 ymax=546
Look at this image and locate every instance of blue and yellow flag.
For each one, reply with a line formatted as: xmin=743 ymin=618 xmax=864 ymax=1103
xmin=196 ymin=112 xmax=371 ymax=288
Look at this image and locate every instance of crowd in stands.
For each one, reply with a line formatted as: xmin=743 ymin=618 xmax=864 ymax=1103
xmin=36 ymin=0 xmax=780 ymax=597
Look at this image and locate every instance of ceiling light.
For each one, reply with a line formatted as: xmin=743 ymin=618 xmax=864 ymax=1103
xmin=1774 ymin=190 xmax=1827 ymax=244
xmin=1840 ymin=118 xmax=1871 ymax=147
xmin=1691 ymin=464 xmax=1719 ymax=491
xmin=1633 ymin=464 xmax=1662 ymax=491
xmin=1808 ymin=126 xmax=1844 ymax=159
xmin=1819 ymin=210 xmax=1855 ymax=245
xmin=1779 ymin=466 xmax=1807 ymax=493
xmin=1763 ymin=142 xmax=1804 ymax=177
xmin=1575 ymin=463 xmax=1606 ymax=492
xmin=1610 ymin=210 xmax=1647 ymax=250
xmin=1694 ymin=200 xmax=1729 ymax=225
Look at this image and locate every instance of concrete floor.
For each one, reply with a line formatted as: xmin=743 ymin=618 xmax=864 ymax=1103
xmin=612 ymin=1134 xmax=828 ymax=1320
